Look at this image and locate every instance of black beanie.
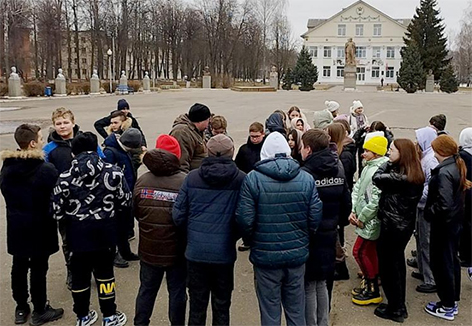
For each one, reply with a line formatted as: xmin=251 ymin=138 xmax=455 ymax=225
xmin=117 ymin=99 xmax=130 ymax=111
xmin=72 ymin=132 xmax=98 ymax=155
xmin=188 ymin=103 xmax=211 ymax=123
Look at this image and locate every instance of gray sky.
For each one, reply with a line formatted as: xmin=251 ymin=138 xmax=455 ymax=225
xmin=287 ymin=0 xmax=469 ymax=45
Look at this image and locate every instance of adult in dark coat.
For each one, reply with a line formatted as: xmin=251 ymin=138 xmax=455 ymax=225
xmin=133 ymin=135 xmax=187 ymax=326
xmin=301 ymin=129 xmax=351 ymax=326
xmin=458 ymin=128 xmax=472 ymax=267
xmin=372 ymin=139 xmax=424 ymax=323
xmin=94 ymin=99 xmax=147 ymax=147
xmin=0 ymin=124 xmax=63 ymax=325
xmin=173 ymin=135 xmax=246 ymax=326
xmin=424 ymin=135 xmax=471 ymax=321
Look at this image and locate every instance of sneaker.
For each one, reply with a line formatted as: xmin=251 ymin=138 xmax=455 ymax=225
xmin=376 ymin=303 xmax=408 ymax=320
xmin=102 ymin=311 xmax=127 ymax=326
xmin=114 ymin=252 xmax=129 ymax=268
xmin=406 ymin=258 xmax=418 ymax=268
xmin=352 ymin=279 xmax=383 ymax=306
xmin=77 ymin=310 xmax=98 ymax=326
xmin=416 ymin=283 xmax=437 ymax=293
xmin=30 ymin=303 xmax=64 ymax=326
xmin=468 ymin=267 xmax=472 ymax=281
xmin=453 ymin=302 xmax=459 ymax=315
xmin=374 ymin=305 xmax=405 ymax=323
xmin=424 ymin=302 xmax=454 ymax=321
xmin=411 ymin=271 xmax=424 ymax=281
xmin=411 ymin=249 xmax=417 ymax=257
xmin=238 ymin=244 xmax=250 ymax=252
xmin=15 ymin=305 xmax=30 ymax=324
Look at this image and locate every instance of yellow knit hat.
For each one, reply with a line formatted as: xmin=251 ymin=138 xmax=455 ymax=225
xmin=363 ymin=136 xmax=388 ymax=156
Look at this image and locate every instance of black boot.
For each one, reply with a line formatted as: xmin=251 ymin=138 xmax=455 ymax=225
xmin=374 ymin=304 xmax=404 ymax=323
xmin=30 ymin=303 xmax=64 ymax=326
xmin=113 ymin=252 xmax=129 ymax=268
xmin=334 ymin=260 xmax=350 ymax=281
xmin=351 ymin=277 xmax=366 ymax=295
xmin=352 ymin=277 xmax=383 ymax=305
xmin=15 ymin=304 xmax=30 ymax=324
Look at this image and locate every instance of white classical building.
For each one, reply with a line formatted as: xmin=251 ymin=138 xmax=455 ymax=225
xmin=302 ymin=0 xmax=411 ymax=85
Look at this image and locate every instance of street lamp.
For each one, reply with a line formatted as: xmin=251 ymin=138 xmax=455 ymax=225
xmin=107 ymin=49 xmax=113 ymax=93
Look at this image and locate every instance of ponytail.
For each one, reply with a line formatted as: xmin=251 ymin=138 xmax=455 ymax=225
xmin=456 ymin=154 xmax=472 ymax=191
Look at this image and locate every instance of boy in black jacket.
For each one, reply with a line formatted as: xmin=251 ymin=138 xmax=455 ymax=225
xmin=0 ymin=124 xmax=64 ymax=325
xmin=52 ymin=132 xmax=131 ymax=326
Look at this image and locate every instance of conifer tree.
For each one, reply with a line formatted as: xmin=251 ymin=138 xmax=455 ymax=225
xmin=282 ymin=68 xmax=293 ymax=90
xmin=398 ymin=45 xmax=424 ymax=93
xmin=292 ymin=46 xmax=318 ymax=91
xmin=440 ymin=64 xmax=459 ymax=93
xmin=404 ymin=0 xmax=449 ymax=80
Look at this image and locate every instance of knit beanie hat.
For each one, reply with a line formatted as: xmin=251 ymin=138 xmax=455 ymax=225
xmin=363 ymin=136 xmax=388 ymax=156
xmin=117 ymin=99 xmax=130 ymax=111
xmin=429 ymin=114 xmax=446 ymax=131
xmin=72 ymin=132 xmax=98 ymax=155
xmin=155 ymin=134 xmax=181 ymax=159
xmin=351 ymin=100 xmax=364 ymax=111
xmin=325 ymin=101 xmax=340 ymax=113
xmin=260 ymin=131 xmax=291 ymax=160
xmin=188 ymin=103 xmax=211 ymax=123
xmin=119 ymin=128 xmax=142 ymax=149
xmin=431 ymin=135 xmax=458 ymax=157
xmin=207 ymin=134 xmax=234 ymax=158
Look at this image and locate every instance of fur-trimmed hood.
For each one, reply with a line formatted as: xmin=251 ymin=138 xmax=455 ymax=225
xmin=1 ymin=149 xmax=45 ymax=161
xmin=106 ymin=117 xmax=133 ymax=136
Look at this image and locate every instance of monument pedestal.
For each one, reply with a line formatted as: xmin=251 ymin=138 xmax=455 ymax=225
xmin=90 ymin=78 xmax=100 ymax=94
xmin=270 ymin=76 xmax=278 ymax=90
xmin=54 ymin=79 xmax=67 ymax=96
xmin=8 ymin=68 xmax=22 ymax=98
xmin=425 ymin=73 xmax=434 ymax=92
xmin=143 ymin=72 xmax=151 ymax=93
xmin=203 ymin=76 xmax=211 ymax=89
xmin=343 ymin=65 xmax=357 ymax=91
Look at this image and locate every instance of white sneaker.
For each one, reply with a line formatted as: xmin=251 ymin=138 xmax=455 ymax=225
xmin=77 ymin=310 xmax=98 ymax=326
xmin=102 ymin=311 xmax=127 ymax=326
xmin=468 ymin=267 xmax=472 ymax=282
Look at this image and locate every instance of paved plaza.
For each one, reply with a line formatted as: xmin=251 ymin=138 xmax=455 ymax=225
xmin=0 ymin=88 xmax=471 ymax=325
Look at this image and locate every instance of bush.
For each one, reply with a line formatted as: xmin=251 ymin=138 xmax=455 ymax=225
xmin=104 ymin=82 xmax=118 ymax=93
xmin=440 ymin=64 xmax=459 ymax=93
xmin=128 ymin=80 xmax=141 ymax=91
xmin=23 ymin=81 xmax=46 ymax=97
xmin=0 ymin=83 xmax=8 ymax=96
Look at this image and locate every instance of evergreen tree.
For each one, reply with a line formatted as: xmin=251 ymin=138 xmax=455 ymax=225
xmin=282 ymin=68 xmax=293 ymax=90
xmin=440 ymin=64 xmax=459 ymax=93
xmin=404 ymin=0 xmax=449 ymax=80
xmin=292 ymin=46 xmax=318 ymax=91
xmin=398 ymin=45 xmax=424 ymax=93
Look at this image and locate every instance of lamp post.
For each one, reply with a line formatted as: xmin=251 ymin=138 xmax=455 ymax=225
xmin=107 ymin=49 xmax=113 ymax=93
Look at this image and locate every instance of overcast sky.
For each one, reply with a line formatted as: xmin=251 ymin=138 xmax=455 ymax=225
xmin=287 ymin=0 xmax=469 ymax=44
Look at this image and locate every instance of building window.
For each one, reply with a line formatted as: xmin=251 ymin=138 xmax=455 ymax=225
xmin=356 ymin=24 xmax=364 ymax=36
xmin=82 ymin=58 xmax=87 ymax=64
xmin=373 ymin=24 xmax=382 ymax=36
xmin=387 ymin=47 xmax=395 ymax=58
xmin=337 ymin=66 xmax=344 ymax=77
xmin=338 ymin=24 xmax=346 ymax=36
xmin=309 ymin=46 xmax=318 ymax=58
xmin=372 ymin=67 xmax=380 ymax=78
xmin=323 ymin=47 xmax=331 ymax=58
xmin=82 ymin=69 xmax=87 ymax=75
xmin=81 ymin=37 xmax=86 ymax=43
xmin=323 ymin=66 xmax=331 ymax=77
xmin=74 ymin=58 xmax=78 ymax=64
xmin=386 ymin=67 xmax=395 ymax=78
xmin=372 ymin=47 xmax=381 ymax=58
xmin=81 ymin=48 xmax=86 ymax=55
xmin=337 ymin=47 xmax=345 ymax=58
xmin=356 ymin=46 xmax=366 ymax=58
xmin=74 ymin=69 xmax=79 ymax=75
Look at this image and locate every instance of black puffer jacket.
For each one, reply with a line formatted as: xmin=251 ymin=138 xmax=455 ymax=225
xmin=373 ymin=162 xmax=423 ymax=232
xmin=424 ymin=156 xmax=464 ymax=225
xmin=302 ymin=148 xmax=351 ymax=281
xmin=234 ymin=136 xmax=265 ymax=174
xmin=0 ymin=150 xmax=59 ymax=257
xmin=340 ymin=140 xmax=356 ymax=191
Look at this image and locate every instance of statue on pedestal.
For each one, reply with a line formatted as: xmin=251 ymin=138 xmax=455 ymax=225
xmin=203 ymin=66 xmax=211 ymax=76
xmin=10 ymin=66 xmax=20 ymax=79
xmin=57 ymin=68 xmax=65 ymax=79
xmin=92 ymin=69 xmax=99 ymax=79
xmin=345 ymin=38 xmax=356 ymax=66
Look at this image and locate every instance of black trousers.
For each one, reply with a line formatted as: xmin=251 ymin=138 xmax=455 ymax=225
xmin=187 ymin=261 xmax=234 ymax=326
xmin=11 ymin=255 xmax=49 ymax=312
xmin=431 ymin=222 xmax=462 ymax=308
xmin=134 ymin=261 xmax=187 ymax=326
xmin=459 ymin=213 xmax=471 ymax=266
xmin=117 ymin=208 xmax=133 ymax=257
xmin=377 ymin=226 xmax=413 ymax=312
xmin=69 ymin=248 xmax=116 ymax=318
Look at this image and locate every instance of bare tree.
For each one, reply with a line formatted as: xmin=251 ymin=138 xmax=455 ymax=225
xmin=452 ymin=2 xmax=472 ymax=84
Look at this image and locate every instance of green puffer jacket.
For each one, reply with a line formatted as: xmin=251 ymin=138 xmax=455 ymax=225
xmin=352 ymin=156 xmax=389 ymax=240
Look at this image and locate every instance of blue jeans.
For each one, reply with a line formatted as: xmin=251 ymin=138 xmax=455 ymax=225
xmin=134 ymin=261 xmax=187 ymax=326
xmin=254 ymin=264 xmax=306 ymax=326
xmin=305 ymin=280 xmax=329 ymax=326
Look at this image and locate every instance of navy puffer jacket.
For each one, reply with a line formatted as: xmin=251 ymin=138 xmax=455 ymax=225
xmin=173 ymin=156 xmax=246 ymax=264
xmin=236 ymin=155 xmax=323 ymax=269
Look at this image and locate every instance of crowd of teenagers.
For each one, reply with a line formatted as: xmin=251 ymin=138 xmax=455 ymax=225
xmin=0 ymin=98 xmax=471 ymax=326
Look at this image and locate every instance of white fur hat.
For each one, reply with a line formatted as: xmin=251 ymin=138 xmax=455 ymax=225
xmin=324 ymin=101 xmax=340 ymax=113
xmin=351 ymin=100 xmax=364 ymax=111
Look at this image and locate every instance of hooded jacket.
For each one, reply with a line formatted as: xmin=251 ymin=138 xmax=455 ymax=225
xmin=302 ymin=147 xmax=352 ymax=280
xmin=170 ymin=114 xmax=208 ymax=173
xmin=173 ymin=156 xmax=246 ymax=264
xmin=425 ymin=156 xmax=464 ymax=225
xmin=236 ymin=155 xmax=323 ymax=269
xmin=352 ymin=156 xmax=389 ymax=241
xmin=265 ymin=113 xmax=287 ymax=136
xmin=134 ymin=149 xmax=187 ymax=266
xmin=234 ymin=136 xmax=265 ymax=174
xmin=43 ymin=125 xmax=105 ymax=174
xmin=94 ymin=111 xmax=147 ymax=146
xmin=313 ymin=109 xmax=334 ymax=129
xmin=459 ymin=128 xmax=472 ymax=225
xmin=103 ymin=133 xmax=137 ymax=191
xmin=348 ymin=106 xmax=369 ymax=135
xmin=373 ymin=162 xmax=423 ymax=232
xmin=51 ymin=151 xmax=131 ymax=252
xmin=415 ymin=126 xmax=438 ymax=209
xmin=0 ymin=150 xmax=59 ymax=257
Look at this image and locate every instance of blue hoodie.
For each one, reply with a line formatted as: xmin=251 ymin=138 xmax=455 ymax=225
xmin=415 ymin=126 xmax=438 ymax=209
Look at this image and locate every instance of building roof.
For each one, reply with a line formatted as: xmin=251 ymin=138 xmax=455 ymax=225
xmin=302 ymin=0 xmax=409 ymax=38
